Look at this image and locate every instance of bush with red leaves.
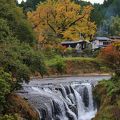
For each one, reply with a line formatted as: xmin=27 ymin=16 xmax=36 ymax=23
xmin=99 ymin=42 xmax=120 ymax=76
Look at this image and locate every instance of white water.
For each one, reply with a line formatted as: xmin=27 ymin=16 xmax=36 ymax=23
xmin=73 ymin=83 xmax=97 ymax=120
xmin=21 ymin=82 xmax=97 ymax=120
xmin=20 ymin=76 xmax=111 ymax=120
xmin=79 ymin=110 xmax=97 ymax=120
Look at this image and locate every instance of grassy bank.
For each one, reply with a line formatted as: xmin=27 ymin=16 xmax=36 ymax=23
xmin=0 ymin=93 xmax=39 ymax=120
xmin=93 ymin=77 xmax=120 ymax=120
xmin=46 ymin=57 xmax=110 ymax=76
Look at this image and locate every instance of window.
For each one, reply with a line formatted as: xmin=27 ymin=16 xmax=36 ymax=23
xmin=103 ymin=41 xmax=110 ymax=46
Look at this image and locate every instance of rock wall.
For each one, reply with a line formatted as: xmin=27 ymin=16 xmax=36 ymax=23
xmin=5 ymin=93 xmax=40 ymax=120
xmin=47 ymin=58 xmax=109 ymax=75
xmin=93 ymin=81 xmax=120 ymax=120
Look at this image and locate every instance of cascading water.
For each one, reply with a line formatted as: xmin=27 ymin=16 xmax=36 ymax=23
xmin=20 ymin=81 xmax=98 ymax=120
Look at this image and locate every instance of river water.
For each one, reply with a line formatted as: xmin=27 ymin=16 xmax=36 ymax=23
xmin=20 ymin=75 xmax=111 ymax=120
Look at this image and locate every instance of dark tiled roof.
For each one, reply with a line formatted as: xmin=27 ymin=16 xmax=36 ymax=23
xmin=61 ymin=40 xmax=87 ymax=44
xmin=110 ymin=36 xmax=120 ymax=39
xmin=95 ymin=37 xmax=110 ymax=41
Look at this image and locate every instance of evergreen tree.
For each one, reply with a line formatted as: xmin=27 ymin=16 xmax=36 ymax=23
xmin=0 ymin=0 xmax=36 ymax=45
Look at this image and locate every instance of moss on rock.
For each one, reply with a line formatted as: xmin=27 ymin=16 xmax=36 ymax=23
xmin=4 ymin=93 xmax=39 ymax=120
xmin=47 ymin=57 xmax=110 ymax=75
xmin=93 ymin=79 xmax=120 ymax=120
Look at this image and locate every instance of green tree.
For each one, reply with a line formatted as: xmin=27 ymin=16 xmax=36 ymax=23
xmin=0 ymin=41 xmax=46 ymax=88
xmin=100 ymin=16 xmax=120 ymax=36
xmin=0 ymin=69 xmax=12 ymax=113
xmin=0 ymin=19 xmax=14 ymax=42
xmin=91 ymin=4 xmax=105 ymax=27
xmin=19 ymin=0 xmax=46 ymax=12
xmin=109 ymin=16 xmax=120 ymax=35
xmin=0 ymin=0 xmax=35 ymax=45
xmin=0 ymin=0 xmax=47 ymax=90
xmin=91 ymin=0 xmax=120 ymax=33
xmin=0 ymin=0 xmax=47 ymax=117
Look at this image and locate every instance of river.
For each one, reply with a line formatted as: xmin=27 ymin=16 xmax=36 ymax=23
xmin=20 ymin=75 xmax=111 ymax=120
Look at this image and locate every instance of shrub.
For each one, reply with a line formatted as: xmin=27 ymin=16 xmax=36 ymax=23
xmin=81 ymin=47 xmax=93 ymax=57
xmin=98 ymin=42 xmax=120 ymax=77
xmin=0 ymin=114 xmax=19 ymax=120
xmin=66 ymin=47 xmax=73 ymax=56
xmin=48 ymin=56 xmax=66 ymax=74
xmin=0 ymin=68 xmax=12 ymax=113
xmin=54 ymin=45 xmax=66 ymax=57
xmin=43 ymin=44 xmax=57 ymax=59
xmin=0 ymin=79 xmax=10 ymax=113
xmin=18 ymin=44 xmax=47 ymax=78
xmin=0 ymin=18 xmax=13 ymax=42
xmin=0 ymin=41 xmax=47 ymax=89
xmin=92 ymin=48 xmax=100 ymax=57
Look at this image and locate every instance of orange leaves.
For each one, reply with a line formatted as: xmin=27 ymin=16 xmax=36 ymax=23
xmin=27 ymin=0 xmax=96 ymax=44
xmin=100 ymin=42 xmax=120 ymax=59
xmin=99 ymin=42 xmax=120 ymax=75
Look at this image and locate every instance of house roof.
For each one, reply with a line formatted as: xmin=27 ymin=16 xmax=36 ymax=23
xmin=109 ymin=36 xmax=120 ymax=39
xmin=61 ymin=40 xmax=87 ymax=44
xmin=95 ymin=37 xmax=110 ymax=41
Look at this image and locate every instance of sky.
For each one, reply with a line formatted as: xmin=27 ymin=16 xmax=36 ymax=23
xmin=82 ymin=0 xmax=104 ymax=4
xmin=17 ymin=0 xmax=104 ymax=4
xmin=18 ymin=0 xmax=26 ymax=4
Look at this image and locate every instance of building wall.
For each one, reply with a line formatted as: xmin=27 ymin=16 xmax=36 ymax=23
xmin=92 ymin=39 xmax=111 ymax=50
xmin=92 ymin=40 xmax=100 ymax=50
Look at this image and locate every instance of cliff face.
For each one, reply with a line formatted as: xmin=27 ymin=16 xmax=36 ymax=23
xmin=4 ymin=93 xmax=40 ymax=120
xmin=47 ymin=58 xmax=109 ymax=75
xmin=93 ymin=80 xmax=120 ymax=120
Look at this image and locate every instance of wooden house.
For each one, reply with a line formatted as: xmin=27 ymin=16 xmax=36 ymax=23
xmin=92 ymin=37 xmax=111 ymax=50
xmin=61 ymin=40 xmax=89 ymax=51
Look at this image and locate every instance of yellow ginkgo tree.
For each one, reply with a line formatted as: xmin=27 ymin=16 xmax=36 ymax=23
xmin=27 ymin=0 xmax=96 ymax=45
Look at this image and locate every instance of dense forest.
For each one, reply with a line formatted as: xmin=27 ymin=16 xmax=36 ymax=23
xmin=91 ymin=0 xmax=120 ymax=36
xmin=0 ymin=0 xmax=47 ymax=119
xmin=20 ymin=0 xmax=120 ymax=36
xmin=0 ymin=0 xmax=120 ymax=119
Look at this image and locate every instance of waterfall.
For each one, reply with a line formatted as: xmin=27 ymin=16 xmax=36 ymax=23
xmin=21 ymin=81 xmax=97 ymax=120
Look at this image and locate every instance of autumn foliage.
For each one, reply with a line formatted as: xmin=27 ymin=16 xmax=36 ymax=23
xmin=99 ymin=42 xmax=120 ymax=76
xmin=27 ymin=0 xmax=96 ymax=45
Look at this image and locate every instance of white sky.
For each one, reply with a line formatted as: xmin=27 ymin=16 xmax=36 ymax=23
xmin=82 ymin=0 xmax=104 ymax=4
xmin=18 ymin=0 xmax=26 ymax=4
xmin=17 ymin=0 xmax=104 ymax=4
